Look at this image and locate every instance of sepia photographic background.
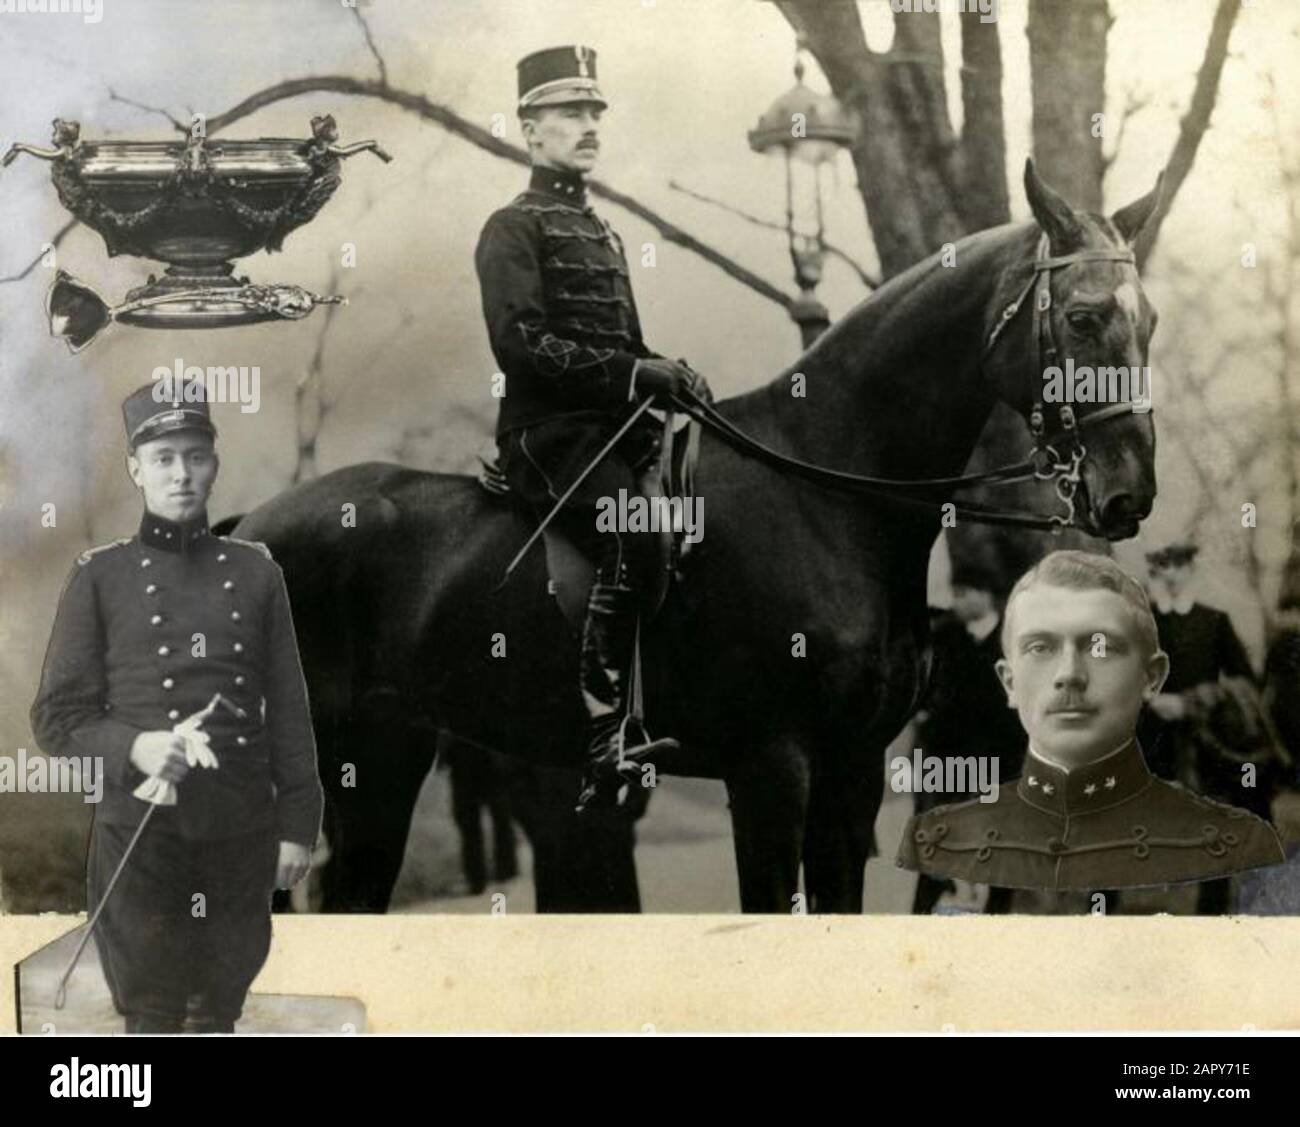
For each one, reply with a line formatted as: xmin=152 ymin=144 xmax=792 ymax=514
xmin=1 ymin=0 xmax=1298 ymax=916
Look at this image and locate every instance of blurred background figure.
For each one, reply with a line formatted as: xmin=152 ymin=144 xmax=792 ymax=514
xmin=1142 ymin=542 xmax=1256 ymax=792
xmin=444 ymin=740 xmax=518 ymax=894
xmin=1141 ymin=540 xmax=1285 ymax=913
xmin=911 ymin=564 xmax=1025 ymax=915
xmin=1264 ymin=558 xmax=1300 ymax=776
xmin=440 ymin=733 xmax=645 ymax=911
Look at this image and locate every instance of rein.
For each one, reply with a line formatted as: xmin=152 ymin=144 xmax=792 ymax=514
xmin=672 ymin=234 xmax=1142 ymax=532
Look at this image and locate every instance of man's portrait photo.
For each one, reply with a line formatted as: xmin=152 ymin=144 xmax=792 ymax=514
xmin=898 ymin=550 xmax=1285 ymax=895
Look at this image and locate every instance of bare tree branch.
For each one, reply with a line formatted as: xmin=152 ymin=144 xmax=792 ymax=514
xmin=203 ymin=75 xmax=796 ymax=311
xmin=1101 ymin=86 xmax=1153 ymax=172
xmin=1136 ymin=0 xmax=1241 ymax=267
xmin=668 ymin=179 xmax=879 ymax=288
xmin=348 ymin=5 xmax=388 ymax=88
xmin=106 ymin=87 xmax=187 ymax=130
xmin=0 ymin=218 xmax=77 ymax=285
xmin=293 ymin=266 xmax=344 ymax=484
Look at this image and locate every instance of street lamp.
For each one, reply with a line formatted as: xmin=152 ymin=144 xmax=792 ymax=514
xmin=748 ymin=43 xmax=857 ymax=349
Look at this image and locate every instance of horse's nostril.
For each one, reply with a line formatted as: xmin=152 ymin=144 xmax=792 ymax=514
xmin=1101 ymin=494 xmax=1143 ymax=526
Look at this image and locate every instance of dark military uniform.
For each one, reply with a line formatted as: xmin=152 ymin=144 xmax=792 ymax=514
xmin=897 ymin=741 xmax=1283 ymax=893
xmin=475 ymin=161 xmax=663 ymax=539
xmin=31 ymin=512 xmax=322 ymax=1032
xmin=474 ymin=45 xmax=685 ymax=811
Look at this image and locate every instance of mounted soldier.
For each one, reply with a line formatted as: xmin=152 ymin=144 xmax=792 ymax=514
xmin=475 ymin=45 xmax=708 ymax=812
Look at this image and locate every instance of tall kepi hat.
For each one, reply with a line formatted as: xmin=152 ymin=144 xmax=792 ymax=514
xmin=122 ymin=381 xmax=217 ymax=449
xmin=517 ymin=45 xmax=607 ymax=112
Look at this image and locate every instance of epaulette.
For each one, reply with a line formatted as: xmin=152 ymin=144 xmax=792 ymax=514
xmin=76 ymin=538 xmax=130 ymax=566
xmin=220 ymin=535 xmax=274 ymax=561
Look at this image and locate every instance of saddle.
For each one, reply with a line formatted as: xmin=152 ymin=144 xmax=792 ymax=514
xmin=479 ymin=409 xmax=702 ymax=632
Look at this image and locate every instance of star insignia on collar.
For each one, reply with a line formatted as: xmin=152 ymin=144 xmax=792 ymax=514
xmin=1027 ymin=775 xmax=1039 ymax=788
xmin=1083 ymin=783 xmax=1097 ymax=796
xmin=1104 ymin=776 xmax=1117 ymax=789
xmin=1041 ymin=783 xmax=1055 ymax=796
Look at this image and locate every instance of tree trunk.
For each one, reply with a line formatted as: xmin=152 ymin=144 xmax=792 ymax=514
xmin=949 ymin=0 xmax=1115 ymax=583
xmin=1027 ymin=0 xmax=1109 ymax=213
xmin=776 ymin=2 xmax=1009 ymax=277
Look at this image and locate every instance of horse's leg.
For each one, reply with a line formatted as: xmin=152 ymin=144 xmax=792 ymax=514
xmin=801 ymin=758 xmax=886 ymax=914
xmin=447 ymin=742 xmax=488 ymax=894
xmin=505 ymin=761 xmax=642 ymax=912
xmin=485 ymin=752 xmax=519 ymax=883
xmin=318 ymin=691 xmax=438 ymax=912
xmin=724 ymin=739 xmax=813 ymax=913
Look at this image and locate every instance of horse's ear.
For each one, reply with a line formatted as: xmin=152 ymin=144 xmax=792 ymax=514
xmin=1024 ymin=158 xmax=1084 ymax=253
xmin=1110 ymin=170 xmax=1165 ymax=245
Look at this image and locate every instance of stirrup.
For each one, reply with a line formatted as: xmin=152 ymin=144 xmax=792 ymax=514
xmin=614 ymin=714 xmax=681 ymax=770
xmin=575 ymin=716 xmax=680 ymax=814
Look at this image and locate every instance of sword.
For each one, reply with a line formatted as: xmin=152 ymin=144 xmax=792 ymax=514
xmin=53 ymin=693 xmax=240 ymax=1011
xmin=497 ymin=395 xmax=658 ymax=587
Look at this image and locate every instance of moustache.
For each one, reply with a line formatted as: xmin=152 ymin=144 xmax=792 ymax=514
xmin=1045 ymin=696 xmax=1095 ymax=713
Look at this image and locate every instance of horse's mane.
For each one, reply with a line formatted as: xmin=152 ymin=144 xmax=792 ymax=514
xmin=740 ymin=220 xmax=1040 ymax=399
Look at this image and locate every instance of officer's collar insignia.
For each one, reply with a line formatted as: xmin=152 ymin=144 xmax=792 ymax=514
xmin=1017 ymin=739 xmax=1152 ymax=816
xmin=530 ymin=164 xmax=587 ymax=205
xmin=139 ymin=510 xmax=210 ymax=553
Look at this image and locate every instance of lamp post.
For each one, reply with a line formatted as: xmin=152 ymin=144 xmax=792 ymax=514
xmin=748 ymin=44 xmax=857 ymax=350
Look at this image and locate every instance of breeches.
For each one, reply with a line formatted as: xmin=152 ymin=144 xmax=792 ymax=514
xmin=500 ymin=414 xmax=663 ymax=581
xmin=88 ymin=809 xmax=278 ymax=1027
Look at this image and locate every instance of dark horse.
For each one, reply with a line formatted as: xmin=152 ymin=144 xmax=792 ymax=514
xmin=234 ymin=163 xmax=1163 ymax=913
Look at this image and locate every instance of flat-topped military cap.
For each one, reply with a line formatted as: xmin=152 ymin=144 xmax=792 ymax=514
xmin=121 ymin=381 xmax=217 ymax=449
xmin=517 ymin=45 xmax=607 ymax=112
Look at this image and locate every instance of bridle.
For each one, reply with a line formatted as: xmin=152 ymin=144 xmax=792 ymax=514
xmin=670 ymin=232 xmax=1147 ymax=532
xmin=979 ymin=233 xmax=1144 ymax=529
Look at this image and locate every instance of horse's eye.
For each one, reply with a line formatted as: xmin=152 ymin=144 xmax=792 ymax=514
xmin=1067 ymin=311 xmax=1104 ymax=334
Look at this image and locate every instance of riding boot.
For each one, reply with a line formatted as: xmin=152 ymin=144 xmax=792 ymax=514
xmin=574 ymin=562 xmax=678 ymax=813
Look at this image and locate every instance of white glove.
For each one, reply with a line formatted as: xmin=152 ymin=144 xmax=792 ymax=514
xmin=177 ymin=719 xmax=219 ymax=769
xmin=131 ymin=695 xmax=222 ymax=805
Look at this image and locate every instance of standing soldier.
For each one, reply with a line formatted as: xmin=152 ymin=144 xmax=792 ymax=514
xmin=475 ymin=45 xmax=708 ymax=811
xmin=31 ymin=383 xmax=323 ymax=1034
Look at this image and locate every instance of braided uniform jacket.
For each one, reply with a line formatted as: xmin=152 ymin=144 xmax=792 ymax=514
xmin=475 ymin=164 xmax=661 ymax=437
xmin=896 ymin=740 xmax=1284 ymax=891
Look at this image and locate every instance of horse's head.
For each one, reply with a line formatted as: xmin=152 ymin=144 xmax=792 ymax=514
xmin=983 ymin=159 xmax=1163 ymax=541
